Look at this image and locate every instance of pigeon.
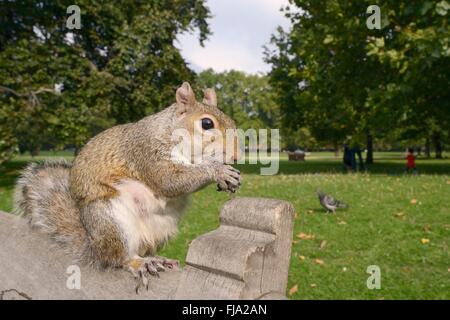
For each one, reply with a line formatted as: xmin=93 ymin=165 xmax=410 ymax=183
xmin=316 ymin=190 xmax=347 ymax=213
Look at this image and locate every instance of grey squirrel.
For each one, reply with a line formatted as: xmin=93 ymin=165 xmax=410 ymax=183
xmin=13 ymin=82 xmax=242 ymax=292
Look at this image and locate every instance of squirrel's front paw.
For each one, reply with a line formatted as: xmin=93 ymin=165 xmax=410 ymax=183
xmin=216 ymin=165 xmax=242 ymax=193
xmin=127 ymin=256 xmax=179 ymax=293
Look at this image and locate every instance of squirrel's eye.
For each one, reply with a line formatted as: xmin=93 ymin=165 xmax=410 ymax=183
xmin=201 ymin=118 xmax=214 ymax=130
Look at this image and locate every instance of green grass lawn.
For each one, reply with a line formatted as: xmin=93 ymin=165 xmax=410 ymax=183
xmin=1 ymin=151 xmax=449 ymax=299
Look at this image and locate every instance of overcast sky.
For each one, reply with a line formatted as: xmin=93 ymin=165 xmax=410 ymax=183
xmin=176 ymin=0 xmax=291 ymax=74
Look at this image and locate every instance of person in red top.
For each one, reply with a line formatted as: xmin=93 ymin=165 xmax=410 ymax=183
xmin=406 ymin=148 xmax=417 ymax=174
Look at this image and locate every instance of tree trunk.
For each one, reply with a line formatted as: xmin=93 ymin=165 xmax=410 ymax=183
xmin=425 ymin=137 xmax=431 ymax=158
xmin=366 ymin=133 xmax=373 ymax=164
xmin=333 ymin=141 xmax=339 ymax=157
xmin=30 ymin=145 xmax=41 ymax=157
xmin=433 ymin=131 xmax=443 ymax=159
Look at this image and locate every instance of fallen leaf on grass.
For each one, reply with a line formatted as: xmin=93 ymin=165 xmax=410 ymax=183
xmin=307 ymin=210 xmax=314 ymax=214
xmin=314 ymin=259 xmax=325 ymax=265
xmin=338 ymin=220 xmax=347 ymax=225
xmin=401 ymin=266 xmax=411 ymax=273
xmin=421 ymin=238 xmax=430 ymax=244
xmin=296 ymin=232 xmax=315 ymax=240
xmin=410 ymin=199 xmax=418 ymax=205
xmin=289 ymin=284 xmax=298 ymax=296
xmin=319 ymin=240 xmax=327 ymax=249
xmin=298 ymin=255 xmax=305 ymax=261
xmin=310 ymin=283 xmax=317 ymax=288
xmin=448 ymin=268 xmax=450 ymax=273
xmin=394 ymin=212 xmax=405 ymax=218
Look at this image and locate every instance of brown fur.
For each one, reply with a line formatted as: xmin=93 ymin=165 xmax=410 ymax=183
xmin=13 ymin=160 xmax=89 ymax=261
xmin=14 ymin=82 xmax=241 ymax=272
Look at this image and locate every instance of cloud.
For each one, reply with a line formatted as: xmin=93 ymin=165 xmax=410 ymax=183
xmin=176 ymin=0 xmax=290 ymax=74
xmin=185 ymin=43 xmax=261 ymax=73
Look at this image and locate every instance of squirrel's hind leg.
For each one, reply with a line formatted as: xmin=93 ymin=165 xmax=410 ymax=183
xmin=80 ymin=199 xmax=128 ymax=268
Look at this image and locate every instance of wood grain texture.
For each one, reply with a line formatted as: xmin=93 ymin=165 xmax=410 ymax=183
xmin=0 ymin=197 xmax=294 ymax=300
xmin=175 ymin=197 xmax=295 ymax=300
xmin=0 ymin=211 xmax=179 ymax=299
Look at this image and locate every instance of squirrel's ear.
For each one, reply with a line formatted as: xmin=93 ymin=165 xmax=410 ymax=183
xmin=202 ymin=88 xmax=218 ymax=107
xmin=176 ymin=82 xmax=196 ymax=107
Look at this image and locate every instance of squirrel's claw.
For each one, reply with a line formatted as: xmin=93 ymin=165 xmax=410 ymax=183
xmin=216 ymin=165 xmax=242 ymax=193
xmin=128 ymin=256 xmax=180 ymax=294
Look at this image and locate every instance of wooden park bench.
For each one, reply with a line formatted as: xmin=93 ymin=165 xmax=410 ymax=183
xmin=0 ymin=197 xmax=294 ymax=300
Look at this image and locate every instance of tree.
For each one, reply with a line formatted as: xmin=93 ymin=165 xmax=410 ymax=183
xmin=364 ymin=1 xmax=450 ymax=158
xmin=265 ymin=0 xmax=449 ymax=161
xmin=196 ymin=69 xmax=280 ymax=129
xmin=0 ymin=0 xmax=211 ymax=164
xmin=196 ymin=69 xmax=292 ymax=150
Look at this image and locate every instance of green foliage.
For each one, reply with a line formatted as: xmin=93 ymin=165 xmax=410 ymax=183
xmin=266 ymin=0 xmax=450 ymax=152
xmin=0 ymin=121 xmax=18 ymax=165
xmin=0 ymin=0 xmax=211 ymax=164
xmin=196 ymin=69 xmax=280 ymax=130
xmin=283 ymin=127 xmax=318 ymax=151
xmin=197 ymin=69 xmax=318 ymax=150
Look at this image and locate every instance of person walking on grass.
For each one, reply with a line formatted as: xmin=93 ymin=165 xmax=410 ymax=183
xmin=406 ymin=148 xmax=417 ymax=174
xmin=343 ymin=143 xmax=365 ymax=173
xmin=343 ymin=144 xmax=352 ymax=172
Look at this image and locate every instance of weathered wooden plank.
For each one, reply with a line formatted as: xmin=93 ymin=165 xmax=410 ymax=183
xmin=0 ymin=211 xmax=179 ymax=299
xmin=174 ymin=197 xmax=294 ymax=299
xmin=0 ymin=197 xmax=295 ymax=300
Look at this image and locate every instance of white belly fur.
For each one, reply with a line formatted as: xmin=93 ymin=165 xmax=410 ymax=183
xmin=109 ymin=179 xmax=189 ymax=257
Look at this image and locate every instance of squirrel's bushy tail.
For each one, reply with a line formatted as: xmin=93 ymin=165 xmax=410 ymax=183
xmin=13 ymin=159 xmax=88 ymax=259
